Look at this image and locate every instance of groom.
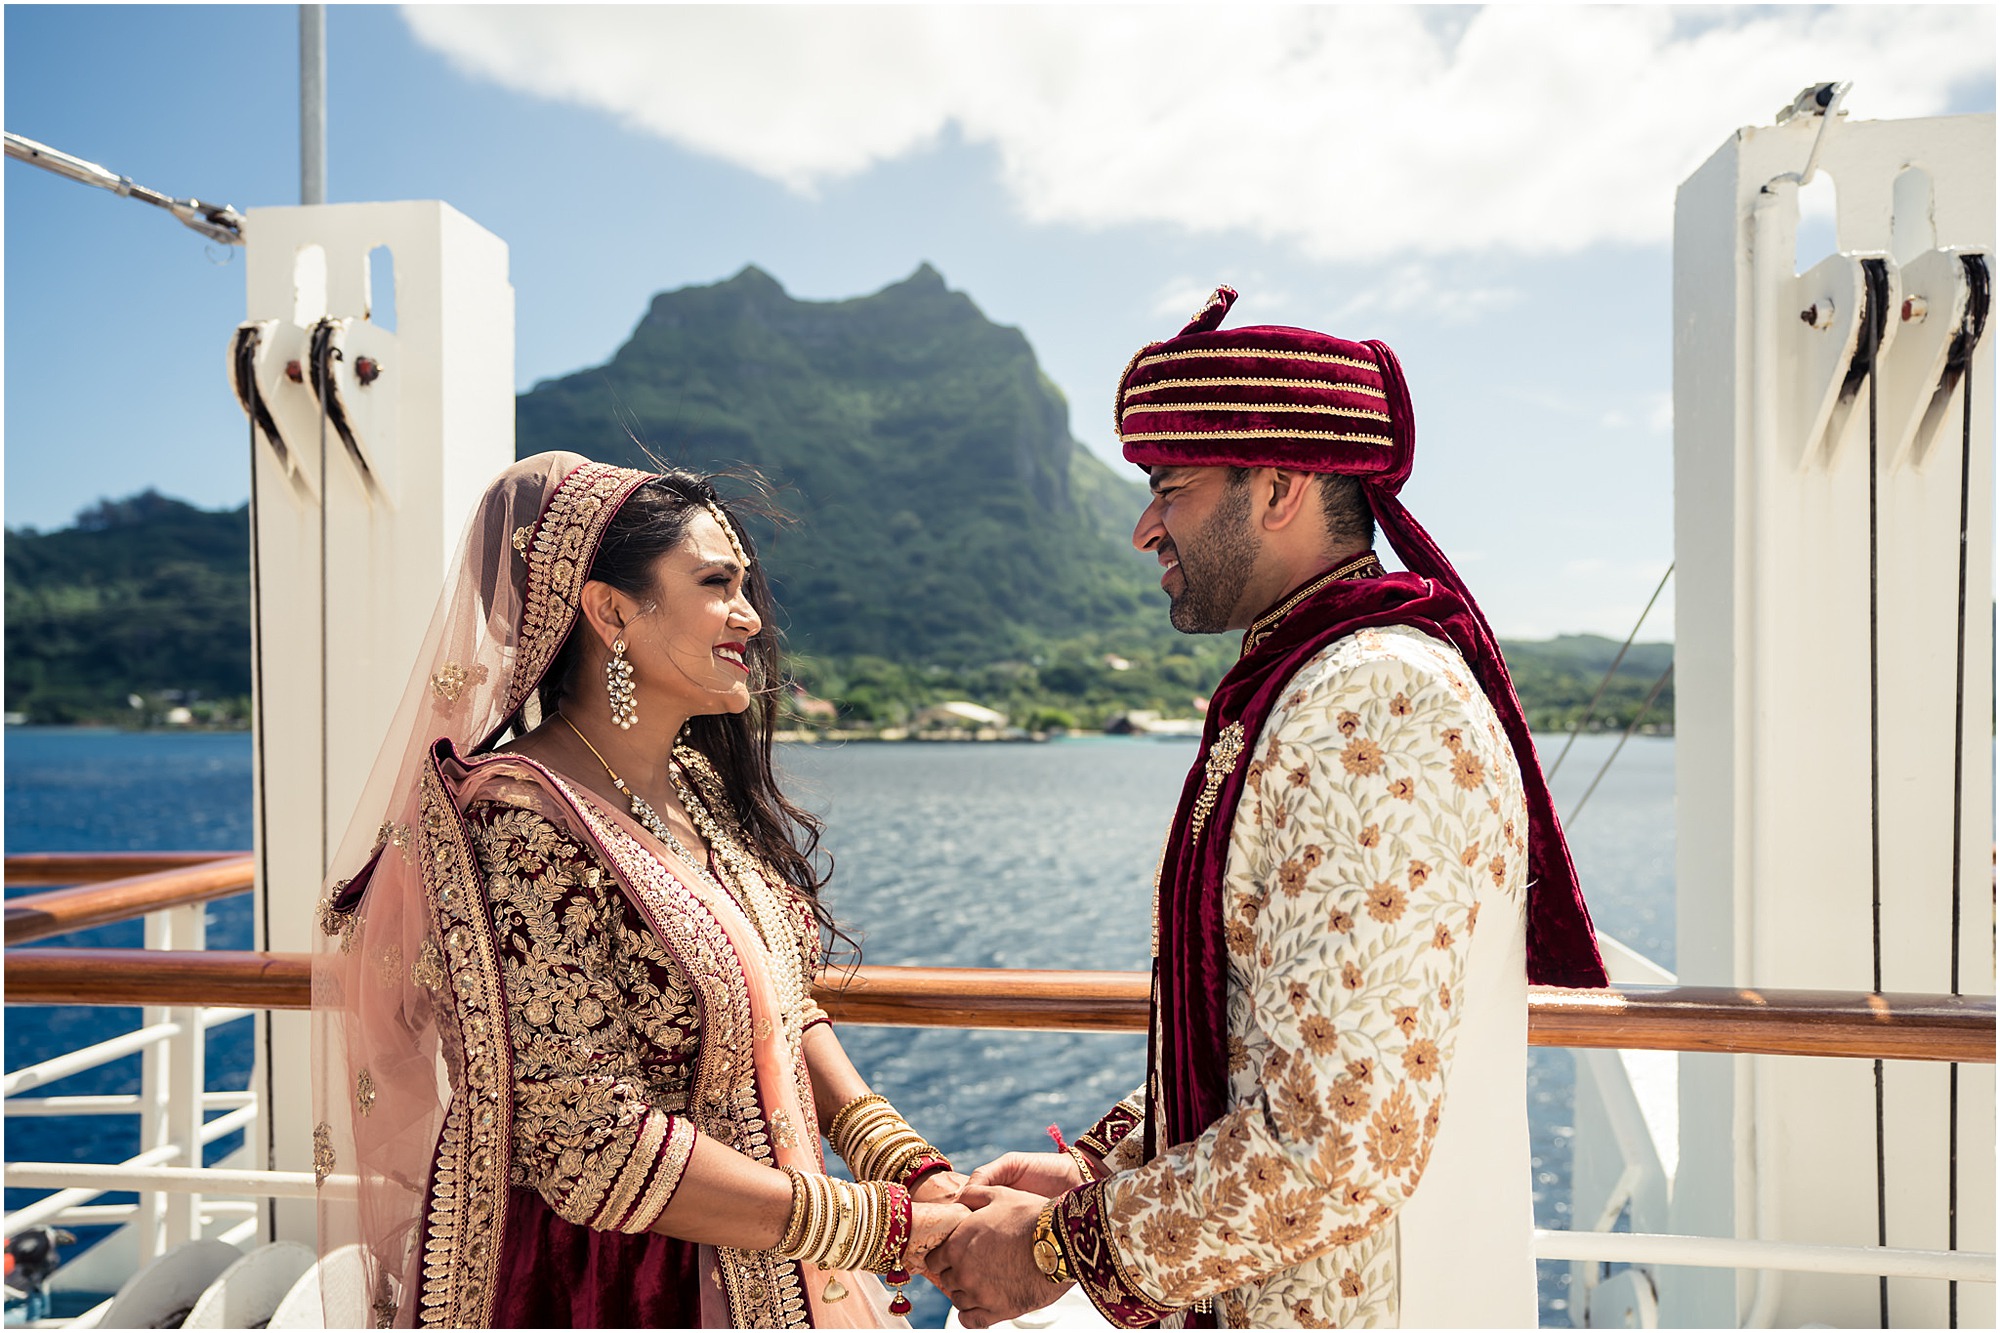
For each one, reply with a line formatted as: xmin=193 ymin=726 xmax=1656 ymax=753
xmin=928 ymin=290 xmax=1607 ymax=1327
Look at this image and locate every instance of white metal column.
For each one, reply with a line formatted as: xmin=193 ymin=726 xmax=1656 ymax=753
xmin=1672 ymin=103 xmax=1994 ymax=1328
xmin=235 ymin=201 xmax=514 ymax=1245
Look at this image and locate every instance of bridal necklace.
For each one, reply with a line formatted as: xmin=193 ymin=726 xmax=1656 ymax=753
xmin=557 ymin=712 xmax=788 ymax=960
xmin=557 ymin=711 xmax=684 ymax=850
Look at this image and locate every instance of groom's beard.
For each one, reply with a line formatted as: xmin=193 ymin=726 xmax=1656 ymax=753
xmin=1166 ymin=480 xmax=1257 ymax=635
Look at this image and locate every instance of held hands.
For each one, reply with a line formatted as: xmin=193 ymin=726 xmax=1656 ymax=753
xmin=929 ymin=1180 xmax=1075 ymax=1329
xmin=906 ymin=1199 xmax=973 ymax=1276
xmin=967 ymin=1151 xmax=1085 ymax=1198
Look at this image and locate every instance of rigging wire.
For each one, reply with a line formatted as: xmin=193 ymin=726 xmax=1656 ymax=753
xmin=3 ymin=131 xmax=244 ymax=245
xmin=1545 ymin=563 xmax=1674 ymax=782
xmin=1859 ymin=256 xmax=1890 ymax=1331
xmin=1562 ymin=661 xmax=1673 ymax=829
xmin=231 ymin=326 xmax=281 ymax=1243
xmin=1942 ymin=251 xmax=1988 ymax=1329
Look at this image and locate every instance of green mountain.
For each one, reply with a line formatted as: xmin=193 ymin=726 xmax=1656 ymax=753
xmin=2 ymin=265 xmax=1674 ymax=732
xmin=516 ymin=264 xmax=1163 ymax=661
xmin=4 ymin=492 xmax=252 ymax=723
xmin=1498 ymin=633 xmax=1675 ymax=734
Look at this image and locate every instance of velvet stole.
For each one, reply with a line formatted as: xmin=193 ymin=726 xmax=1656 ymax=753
xmin=1149 ymin=568 xmax=1609 ymax=1169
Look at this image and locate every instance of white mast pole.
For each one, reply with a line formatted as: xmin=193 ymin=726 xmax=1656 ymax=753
xmin=300 ymin=5 xmax=325 ymax=206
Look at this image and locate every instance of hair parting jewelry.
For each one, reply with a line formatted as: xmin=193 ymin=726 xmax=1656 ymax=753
xmin=703 ymin=499 xmax=752 ymax=569
xmin=605 ymin=635 xmax=638 ymax=729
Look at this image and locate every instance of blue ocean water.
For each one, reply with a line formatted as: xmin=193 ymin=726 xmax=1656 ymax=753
xmin=4 ymin=727 xmax=1674 ymax=1327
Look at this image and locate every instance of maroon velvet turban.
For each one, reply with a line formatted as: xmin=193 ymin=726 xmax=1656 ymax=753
xmin=1117 ymin=285 xmax=1410 ymax=481
xmin=1121 ymin=286 xmax=1607 ymax=1007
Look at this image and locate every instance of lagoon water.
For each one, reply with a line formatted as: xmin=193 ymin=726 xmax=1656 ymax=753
xmin=5 ymin=727 xmax=1674 ymax=1326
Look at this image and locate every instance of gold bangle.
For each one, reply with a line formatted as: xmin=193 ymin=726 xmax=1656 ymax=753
xmin=802 ymin=1174 xmax=834 ymax=1263
xmin=1066 ymin=1145 xmax=1098 ymax=1184
xmin=778 ymin=1167 xmax=810 ymax=1253
xmin=841 ymin=1111 xmax=905 ymax=1168
xmin=829 ymin=1093 xmax=890 ymax=1153
xmin=856 ymin=1129 xmax=923 ymax=1180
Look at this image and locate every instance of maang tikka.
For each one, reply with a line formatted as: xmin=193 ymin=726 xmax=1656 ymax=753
xmin=606 ymin=637 xmax=638 ymax=729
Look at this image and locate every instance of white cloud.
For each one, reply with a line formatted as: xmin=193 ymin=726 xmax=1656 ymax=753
xmin=402 ymin=5 xmax=1993 ymax=260
xmin=1329 ymin=262 xmax=1520 ymax=326
xmin=1645 ymin=393 xmax=1674 ymax=435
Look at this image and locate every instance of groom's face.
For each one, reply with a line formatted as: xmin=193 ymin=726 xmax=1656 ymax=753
xmin=1133 ymin=466 xmax=1261 ymax=634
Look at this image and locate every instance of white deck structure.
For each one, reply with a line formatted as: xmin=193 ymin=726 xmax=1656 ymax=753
xmin=233 ymin=201 xmax=516 ymax=1247
xmin=1569 ymin=94 xmax=1995 ymax=1328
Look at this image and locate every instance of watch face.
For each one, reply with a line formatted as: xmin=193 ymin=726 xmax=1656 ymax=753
xmin=1033 ymin=1238 xmax=1061 ymax=1276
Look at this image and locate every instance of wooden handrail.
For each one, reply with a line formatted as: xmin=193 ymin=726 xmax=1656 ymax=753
xmin=4 ymin=857 xmax=256 ymax=946
xmin=3 ymin=950 xmax=1993 ymax=1064
xmin=5 ymin=851 xmax=248 ymax=887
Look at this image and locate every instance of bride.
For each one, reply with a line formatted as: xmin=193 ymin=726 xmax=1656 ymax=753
xmin=312 ymin=453 xmax=966 ymax=1327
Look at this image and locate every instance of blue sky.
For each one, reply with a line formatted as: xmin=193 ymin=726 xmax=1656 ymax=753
xmin=4 ymin=5 xmax=1992 ymax=637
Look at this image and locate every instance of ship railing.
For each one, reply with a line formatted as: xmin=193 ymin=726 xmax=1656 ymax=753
xmin=4 ymin=853 xmax=1995 ymax=1308
xmin=4 ymin=852 xmax=262 ymax=1265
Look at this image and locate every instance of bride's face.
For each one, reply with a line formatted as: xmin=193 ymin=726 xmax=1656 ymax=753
xmin=622 ymin=510 xmax=763 ymax=719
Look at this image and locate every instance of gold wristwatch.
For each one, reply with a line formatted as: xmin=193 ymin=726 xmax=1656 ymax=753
xmin=1032 ymin=1201 xmax=1071 ymax=1284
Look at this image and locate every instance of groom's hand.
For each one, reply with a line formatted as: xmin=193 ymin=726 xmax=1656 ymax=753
xmin=968 ymin=1151 xmax=1083 ymax=1198
xmin=927 ymin=1184 xmax=1070 ymax=1329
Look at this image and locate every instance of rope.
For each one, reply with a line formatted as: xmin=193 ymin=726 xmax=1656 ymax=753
xmin=1561 ymin=661 xmax=1673 ymax=829
xmin=1545 ymin=563 xmax=1673 ymax=781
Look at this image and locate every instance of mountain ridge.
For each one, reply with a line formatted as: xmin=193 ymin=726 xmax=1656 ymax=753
xmin=4 ymin=265 xmax=1672 ymax=731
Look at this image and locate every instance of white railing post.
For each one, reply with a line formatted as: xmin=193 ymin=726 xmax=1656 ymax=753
xmin=162 ymin=902 xmax=205 ymax=1247
xmin=136 ymin=912 xmax=170 ymax=1263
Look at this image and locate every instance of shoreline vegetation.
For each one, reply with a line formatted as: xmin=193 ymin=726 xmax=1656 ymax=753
xmin=3 ymin=490 xmax=1674 ymax=738
xmin=6 ymin=267 xmax=1674 ymax=740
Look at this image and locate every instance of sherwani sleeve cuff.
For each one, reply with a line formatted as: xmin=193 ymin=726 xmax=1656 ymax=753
xmin=1054 ymin=1179 xmax=1181 ymax=1329
xmin=1075 ymin=1094 xmax=1145 ymax=1162
xmin=559 ymin=1109 xmax=699 ymax=1234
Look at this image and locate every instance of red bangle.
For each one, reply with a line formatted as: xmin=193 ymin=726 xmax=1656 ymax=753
xmin=878 ymin=1182 xmax=913 ymax=1272
xmin=899 ymin=1154 xmax=952 ymax=1193
xmin=882 ymin=1179 xmax=916 ymax=1315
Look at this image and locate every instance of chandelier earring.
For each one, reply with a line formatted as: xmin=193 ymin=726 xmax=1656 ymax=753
xmin=606 ymin=637 xmax=638 ymax=730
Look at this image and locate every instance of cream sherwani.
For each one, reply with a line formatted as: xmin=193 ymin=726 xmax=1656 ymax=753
xmin=1075 ymin=625 xmax=1535 ymax=1328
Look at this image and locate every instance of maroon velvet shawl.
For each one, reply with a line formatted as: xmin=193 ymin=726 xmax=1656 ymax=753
xmin=1147 ymin=562 xmax=1608 ymax=1161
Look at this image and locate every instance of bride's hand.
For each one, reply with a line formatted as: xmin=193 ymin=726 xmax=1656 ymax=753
xmin=966 ymin=1151 xmax=1085 ymax=1199
xmin=906 ymin=1200 xmax=971 ymax=1275
xmin=912 ymin=1169 xmax=969 ymax=1205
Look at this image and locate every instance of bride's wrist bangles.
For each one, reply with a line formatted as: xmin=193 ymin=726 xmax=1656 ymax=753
xmin=829 ymin=1093 xmax=954 ymax=1194
xmin=775 ymin=1168 xmax=916 ymax=1308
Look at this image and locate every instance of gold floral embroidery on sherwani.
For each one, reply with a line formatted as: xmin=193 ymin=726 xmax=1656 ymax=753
xmin=1085 ymin=627 xmax=1529 ymax=1328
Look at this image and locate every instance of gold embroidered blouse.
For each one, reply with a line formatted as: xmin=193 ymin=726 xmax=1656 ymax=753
xmin=467 ymin=797 xmax=829 ymax=1235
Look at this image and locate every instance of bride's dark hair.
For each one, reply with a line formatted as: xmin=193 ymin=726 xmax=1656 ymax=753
xmin=532 ymin=468 xmax=838 ymax=936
